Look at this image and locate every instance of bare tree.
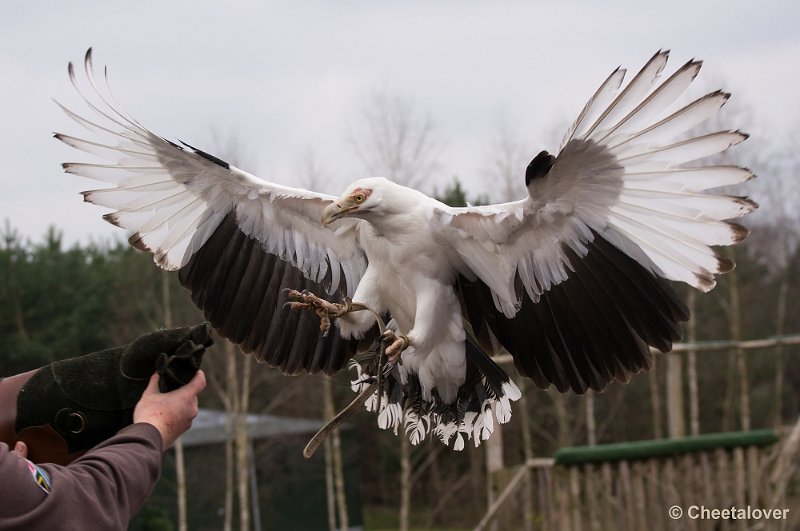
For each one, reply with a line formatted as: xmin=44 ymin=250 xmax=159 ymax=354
xmin=348 ymin=88 xmax=443 ymax=189
xmin=686 ymin=290 xmax=700 ymax=436
xmin=293 ymin=145 xmax=352 ymax=530
xmin=322 ymin=377 xmax=349 ymax=531
xmin=484 ymin=116 xmax=529 ymax=202
xmin=744 ymin=139 xmax=800 ymax=428
xmin=159 ymin=270 xmax=190 ymax=531
xmin=347 ymin=88 xmax=445 ymax=526
xmin=680 ymin=83 xmax=759 ymax=436
xmin=202 ymin=130 xmax=257 ymax=531
xmin=297 ymin=145 xmax=344 ymax=196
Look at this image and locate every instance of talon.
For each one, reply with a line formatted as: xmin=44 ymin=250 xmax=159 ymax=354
xmin=382 ymin=330 xmax=410 ymax=360
xmin=285 ymin=290 xmax=362 ymax=336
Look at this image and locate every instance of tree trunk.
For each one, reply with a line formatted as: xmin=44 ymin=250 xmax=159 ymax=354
xmin=553 ymin=392 xmax=570 ymax=448
xmin=224 ymin=416 xmax=234 ymax=531
xmin=648 ymin=367 xmax=663 ymax=439
xmin=399 ymin=434 xmax=411 ymax=531
xmin=486 ymin=424 xmax=505 ymax=531
xmin=666 ymin=352 xmax=685 ymax=438
xmin=223 ymin=340 xmax=239 ymax=531
xmin=323 ymin=377 xmax=348 ymax=530
xmin=686 ymin=290 xmax=700 ymax=436
xmin=248 ymin=442 xmax=262 ymax=531
xmin=728 ymin=264 xmax=750 ymax=431
xmin=175 ymin=440 xmax=188 ymax=531
xmin=420 ymin=440 xmax=444 ymax=527
xmin=162 ymin=270 xmax=189 ymax=531
xmin=324 ymin=436 xmax=336 ymax=531
xmin=772 ymin=276 xmax=789 ymax=428
xmin=585 ymin=392 xmax=597 ymax=446
xmin=518 ymin=382 xmax=534 ymax=531
xmin=236 ymin=354 xmax=252 ymax=531
xmin=722 ymin=348 xmax=737 ymax=432
xmin=332 ymin=418 xmax=348 ymax=529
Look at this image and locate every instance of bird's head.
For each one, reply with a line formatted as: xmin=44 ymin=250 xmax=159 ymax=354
xmin=321 ymin=177 xmax=391 ymax=226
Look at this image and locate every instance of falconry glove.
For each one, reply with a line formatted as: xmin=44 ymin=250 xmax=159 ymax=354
xmin=0 ymin=323 xmax=212 ymax=464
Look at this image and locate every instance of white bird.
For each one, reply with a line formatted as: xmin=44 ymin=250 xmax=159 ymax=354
xmin=57 ymin=49 xmax=756 ymax=450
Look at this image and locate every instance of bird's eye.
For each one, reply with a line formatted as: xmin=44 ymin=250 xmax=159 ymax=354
xmin=354 ymin=194 xmax=365 ymax=203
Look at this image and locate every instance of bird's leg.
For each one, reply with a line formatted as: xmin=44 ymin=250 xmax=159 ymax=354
xmin=285 ymin=289 xmax=357 ymax=336
xmin=381 ymin=329 xmax=410 ymax=363
xmin=286 ymin=289 xmax=375 ymax=336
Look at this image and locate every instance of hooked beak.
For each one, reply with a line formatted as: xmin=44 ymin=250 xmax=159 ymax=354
xmin=321 ymin=201 xmax=357 ymax=226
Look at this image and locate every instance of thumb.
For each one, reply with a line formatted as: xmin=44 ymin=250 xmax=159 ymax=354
xmin=145 ymin=372 xmax=161 ymax=393
xmin=183 ymin=369 xmax=206 ymax=394
xmin=14 ymin=441 xmax=28 ymax=458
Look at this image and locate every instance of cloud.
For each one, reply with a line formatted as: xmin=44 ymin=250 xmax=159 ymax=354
xmin=2 ymin=0 xmax=798 ymax=244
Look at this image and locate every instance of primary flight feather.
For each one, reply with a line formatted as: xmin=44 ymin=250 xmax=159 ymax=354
xmin=57 ymin=49 xmax=755 ymax=450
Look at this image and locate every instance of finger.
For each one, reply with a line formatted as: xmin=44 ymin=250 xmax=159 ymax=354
xmin=183 ymin=369 xmax=207 ymax=395
xmin=14 ymin=441 xmax=28 ymax=458
xmin=144 ymin=372 xmax=161 ymax=393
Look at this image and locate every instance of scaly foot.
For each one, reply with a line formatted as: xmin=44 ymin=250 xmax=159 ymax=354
xmin=381 ymin=329 xmax=410 ymax=361
xmin=286 ymin=289 xmax=355 ymax=336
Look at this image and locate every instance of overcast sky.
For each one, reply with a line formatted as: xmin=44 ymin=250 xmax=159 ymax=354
xmin=2 ymin=0 xmax=798 ymax=246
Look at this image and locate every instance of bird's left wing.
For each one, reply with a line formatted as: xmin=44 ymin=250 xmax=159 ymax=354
xmin=56 ymin=49 xmax=369 ymax=375
xmin=437 ymin=51 xmax=756 ymax=393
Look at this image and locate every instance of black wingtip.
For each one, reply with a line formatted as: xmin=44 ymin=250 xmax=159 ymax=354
xmin=740 ymin=196 xmax=759 ymax=211
xmin=525 ymin=150 xmax=556 ymax=187
xmin=650 ymin=49 xmax=670 ymax=61
xmin=102 ymin=212 xmax=123 ymax=228
xmin=128 ymin=231 xmax=152 ymax=252
xmin=178 ymin=139 xmax=231 ymax=169
xmin=715 ymin=251 xmax=736 ymax=274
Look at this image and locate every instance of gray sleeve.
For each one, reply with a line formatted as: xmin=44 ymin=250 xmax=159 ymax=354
xmin=0 ymin=423 xmax=163 ymax=531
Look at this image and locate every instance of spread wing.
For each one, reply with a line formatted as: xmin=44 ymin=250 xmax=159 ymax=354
xmin=440 ymin=51 xmax=756 ymax=393
xmin=57 ymin=49 xmax=369 ymax=375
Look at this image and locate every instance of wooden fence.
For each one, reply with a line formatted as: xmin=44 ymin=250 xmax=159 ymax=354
xmin=477 ymin=421 xmax=800 ymax=531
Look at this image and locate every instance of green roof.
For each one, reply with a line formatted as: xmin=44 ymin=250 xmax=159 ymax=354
xmin=554 ymin=430 xmax=779 ymax=466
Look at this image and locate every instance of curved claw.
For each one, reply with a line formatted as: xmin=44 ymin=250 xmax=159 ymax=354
xmin=285 ymin=290 xmax=360 ymax=336
xmin=381 ymin=330 xmax=410 ymax=359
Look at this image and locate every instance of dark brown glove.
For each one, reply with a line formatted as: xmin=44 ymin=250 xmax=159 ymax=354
xmin=0 ymin=323 xmax=212 ymax=464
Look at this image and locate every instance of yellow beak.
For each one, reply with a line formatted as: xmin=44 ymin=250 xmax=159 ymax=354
xmin=321 ymin=201 xmax=355 ymax=226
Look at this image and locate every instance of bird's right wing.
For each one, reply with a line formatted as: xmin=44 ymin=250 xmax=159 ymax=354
xmin=56 ymin=49 xmax=370 ymax=375
xmin=436 ymin=51 xmax=756 ymax=394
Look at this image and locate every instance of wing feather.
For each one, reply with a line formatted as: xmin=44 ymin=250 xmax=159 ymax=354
xmin=441 ymin=51 xmax=754 ymax=392
xmin=584 ymin=50 xmax=669 ymax=139
xmin=58 ymin=49 xmax=370 ymax=375
xmin=444 ymin=51 xmax=754 ymax=309
xmin=561 ymin=67 xmax=627 ymax=148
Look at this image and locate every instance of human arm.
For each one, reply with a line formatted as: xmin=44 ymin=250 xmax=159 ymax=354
xmin=0 ymin=371 xmax=205 ymax=531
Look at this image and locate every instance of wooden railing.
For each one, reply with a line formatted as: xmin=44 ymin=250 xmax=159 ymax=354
xmin=476 ymin=420 xmax=800 ymax=531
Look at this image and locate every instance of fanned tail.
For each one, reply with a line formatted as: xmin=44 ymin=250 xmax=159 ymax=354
xmin=349 ymin=339 xmax=520 ymax=450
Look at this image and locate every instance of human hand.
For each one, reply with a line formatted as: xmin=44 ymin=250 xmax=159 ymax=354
xmin=133 ymin=370 xmax=206 ymax=451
